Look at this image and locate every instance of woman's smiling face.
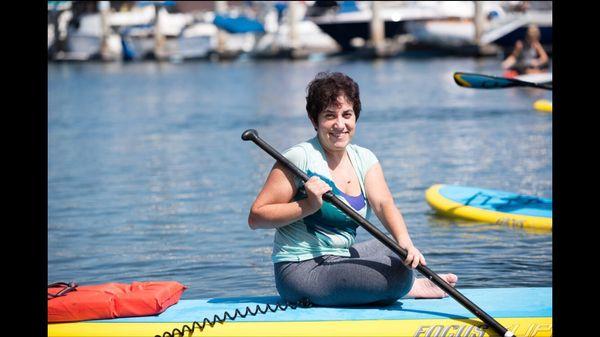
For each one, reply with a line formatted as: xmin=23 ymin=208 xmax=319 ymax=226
xmin=311 ymin=95 xmax=356 ymax=153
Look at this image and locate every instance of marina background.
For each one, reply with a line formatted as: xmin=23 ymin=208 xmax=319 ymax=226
xmin=48 ymin=1 xmax=552 ymax=61
xmin=48 ymin=1 xmax=552 ymax=300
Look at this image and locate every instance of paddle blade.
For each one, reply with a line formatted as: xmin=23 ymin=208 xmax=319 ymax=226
xmin=453 ymin=72 xmax=552 ymax=90
xmin=453 ymin=72 xmax=519 ymax=89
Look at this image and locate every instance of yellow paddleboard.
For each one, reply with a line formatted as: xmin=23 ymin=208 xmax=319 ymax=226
xmin=425 ymin=184 xmax=552 ymax=230
xmin=49 ymin=287 xmax=552 ymax=337
xmin=533 ymin=99 xmax=552 ymax=113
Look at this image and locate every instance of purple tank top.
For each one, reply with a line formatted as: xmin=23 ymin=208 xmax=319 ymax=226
xmin=338 ymin=189 xmax=366 ymax=211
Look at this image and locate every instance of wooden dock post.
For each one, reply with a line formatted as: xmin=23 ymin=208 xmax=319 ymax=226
xmin=288 ymin=1 xmax=303 ymax=58
xmin=474 ymin=1 xmax=484 ymax=47
xmin=370 ymin=1 xmax=385 ymax=56
xmin=98 ymin=1 xmax=112 ymax=61
xmin=154 ymin=4 xmax=166 ymax=60
xmin=214 ymin=1 xmax=228 ymax=59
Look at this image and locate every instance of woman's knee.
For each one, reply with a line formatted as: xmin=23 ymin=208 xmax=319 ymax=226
xmin=389 ymin=260 xmax=415 ymax=297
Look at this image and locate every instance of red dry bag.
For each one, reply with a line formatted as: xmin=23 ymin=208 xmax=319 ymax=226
xmin=48 ymin=281 xmax=187 ymax=323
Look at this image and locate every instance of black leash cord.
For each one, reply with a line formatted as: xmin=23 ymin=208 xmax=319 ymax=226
xmin=48 ymin=281 xmax=78 ymax=299
xmin=155 ymin=298 xmax=312 ymax=337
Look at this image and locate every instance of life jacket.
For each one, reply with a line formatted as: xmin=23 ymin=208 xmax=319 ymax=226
xmin=48 ymin=281 xmax=187 ymax=323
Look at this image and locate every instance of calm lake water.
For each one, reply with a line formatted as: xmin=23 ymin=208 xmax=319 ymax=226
xmin=48 ymin=56 xmax=552 ymax=300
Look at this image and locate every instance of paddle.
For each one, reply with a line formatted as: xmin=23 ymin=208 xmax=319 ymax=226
xmin=453 ymin=72 xmax=552 ymax=90
xmin=242 ymin=129 xmax=515 ymax=337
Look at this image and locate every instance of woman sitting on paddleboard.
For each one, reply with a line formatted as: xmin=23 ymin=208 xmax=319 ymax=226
xmin=502 ymin=24 xmax=549 ymax=76
xmin=248 ymin=72 xmax=457 ymax=306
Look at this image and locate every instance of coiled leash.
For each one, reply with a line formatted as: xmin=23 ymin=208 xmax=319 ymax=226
xmin=156 ymin=298 xmax=312 ymax=337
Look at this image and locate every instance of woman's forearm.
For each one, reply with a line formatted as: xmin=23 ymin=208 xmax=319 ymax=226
xmin=502 ymin=56 xmax=516 ymax=69
xmin=248 ymin=199 xmax=314 ymax=229
xmin=374 ymin=200 xmax=415 ymax=249
xmin=535 ymin=43 xmax=548 ymax=65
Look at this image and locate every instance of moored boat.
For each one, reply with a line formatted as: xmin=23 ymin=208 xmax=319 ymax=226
xmin=404 ymin=2 xmax=552 ymax=55
xmin=307 ymin=1 xmax=485 ymax=53
xmin=252 ymin=2 xmax=340 ymax=59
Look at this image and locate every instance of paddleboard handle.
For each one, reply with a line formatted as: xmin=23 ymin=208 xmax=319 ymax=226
xmin=242 ymin=129 xmax=517 ymax=337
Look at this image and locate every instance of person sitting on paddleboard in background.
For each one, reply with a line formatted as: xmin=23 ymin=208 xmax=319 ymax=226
xmin=501 ymin=24 xmax=549 ymax=77
xmin=248 ymin=72 xmax=457 ymax=307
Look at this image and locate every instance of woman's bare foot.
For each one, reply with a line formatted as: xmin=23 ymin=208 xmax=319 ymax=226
xmin=404 ymin=274 xmax=458 ymax=299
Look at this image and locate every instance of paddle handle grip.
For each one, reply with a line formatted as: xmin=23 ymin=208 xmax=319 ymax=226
xmin=241 ymin=129 xmax=514 ymax=337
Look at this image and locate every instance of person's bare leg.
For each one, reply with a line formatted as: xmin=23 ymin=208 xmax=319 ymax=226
xmin=404 ymin=274 xmax=458 ymax=299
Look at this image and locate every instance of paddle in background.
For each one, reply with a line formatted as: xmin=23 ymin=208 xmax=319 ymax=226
xmin=454 ymin=72 xmax=552 ymax=113
xmin=453 ymin=72 xmax=552 ymax=90
xmin=241 ymin=129 xmax=516 ymax=337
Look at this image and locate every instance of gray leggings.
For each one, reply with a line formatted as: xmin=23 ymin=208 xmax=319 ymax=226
xmin=274 ymin=239 xmax=415 ymax=307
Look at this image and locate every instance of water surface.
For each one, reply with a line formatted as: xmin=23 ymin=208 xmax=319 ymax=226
xmin=48 ymin=56 xmax=552 ymax=299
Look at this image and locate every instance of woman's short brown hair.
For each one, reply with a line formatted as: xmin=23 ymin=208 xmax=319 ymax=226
xmin=305 ymin=72 xmax=361 ymax=123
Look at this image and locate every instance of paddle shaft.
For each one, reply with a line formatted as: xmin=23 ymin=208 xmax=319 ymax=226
xmin=510 ymin=80 xmax=552 ymax=90
xmin=241 ymin=129 xmax=514 ymax=337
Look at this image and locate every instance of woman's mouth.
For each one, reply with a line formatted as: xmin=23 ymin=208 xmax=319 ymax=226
xmin=329 ymin=131 xmax=348 ymax=138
